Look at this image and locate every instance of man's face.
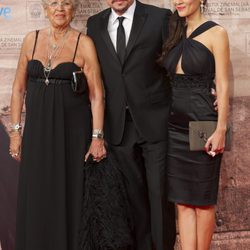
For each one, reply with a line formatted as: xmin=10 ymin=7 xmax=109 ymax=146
xmin=106 ymin=0 xmax=134 ymax=15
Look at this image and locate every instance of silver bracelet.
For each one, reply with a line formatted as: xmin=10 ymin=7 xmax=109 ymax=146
xmin=10 ymin=123 xmax=22 ymax=132
xmin=9 ymin=123 xmax=22 ymax=134
xmin=92 ymin=129 xmax=104 ymax=139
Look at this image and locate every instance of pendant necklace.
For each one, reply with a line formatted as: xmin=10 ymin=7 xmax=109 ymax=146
xmin=44 ymin=28 xmax=69 ymax=85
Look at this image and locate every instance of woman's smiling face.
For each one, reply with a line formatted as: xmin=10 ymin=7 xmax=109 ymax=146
xmin=44 ymin=1 xmax=74 ymax=28
xmin=173 ymin=0 xmax=203 ymax=18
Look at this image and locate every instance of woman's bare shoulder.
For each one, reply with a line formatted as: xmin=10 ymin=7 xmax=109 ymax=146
xmin=78 ymin=33 xmax=94 ymax=45
xmin=23 ymin=31 xmax=37 ymax=45
xmin=76 ymin=33 xmax=97 ymax=54
xmin=209 ymin=24 xmax=228 ymax=40
xmin=22 ymin=29 xmax=47 ymax=46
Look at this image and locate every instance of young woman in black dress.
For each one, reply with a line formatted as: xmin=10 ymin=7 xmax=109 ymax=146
xmin=161 ymin=0 xmax=230 ymax=249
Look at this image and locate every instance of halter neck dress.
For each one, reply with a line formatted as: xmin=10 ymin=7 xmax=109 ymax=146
xmin=15 ymin=31 xmax=91 ymax=250
xmin=163 ymin=21 xmax=222 ymax=206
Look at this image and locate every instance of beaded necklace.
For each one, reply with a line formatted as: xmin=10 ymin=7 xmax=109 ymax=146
xmin=43 ymin=27 xmax=70 ymax=85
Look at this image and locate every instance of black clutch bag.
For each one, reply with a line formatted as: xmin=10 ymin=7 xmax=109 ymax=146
xmin=79 ymin=154 xmax=134 ymax=250
xmin=189 ymin=121 xmax=231 ymax=151
xmin=71 ymin=70 xmax=88 ymax=94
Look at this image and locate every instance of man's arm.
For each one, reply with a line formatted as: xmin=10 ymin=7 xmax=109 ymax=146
xmin=86 ymin=16 xmax=94 ymax=38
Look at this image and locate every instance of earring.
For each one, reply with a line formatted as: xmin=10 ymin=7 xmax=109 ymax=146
xmin=200 ymin=0 xmax=205 ymax=13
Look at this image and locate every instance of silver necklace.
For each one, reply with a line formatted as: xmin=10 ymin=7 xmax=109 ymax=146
xmin=44 ymin=28 xmax=69 ymax=85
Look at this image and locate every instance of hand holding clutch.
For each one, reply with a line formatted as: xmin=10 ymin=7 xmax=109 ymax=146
xmin=189 ymin=121 xmax=231 ymax=152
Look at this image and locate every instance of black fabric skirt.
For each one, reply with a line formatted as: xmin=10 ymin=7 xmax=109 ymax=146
xmin=167 ymin=74 xmax=222 ymax=206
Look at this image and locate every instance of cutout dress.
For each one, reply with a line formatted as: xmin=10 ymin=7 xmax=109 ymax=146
xmin=163 ymin=21 xmax=223 ymax=206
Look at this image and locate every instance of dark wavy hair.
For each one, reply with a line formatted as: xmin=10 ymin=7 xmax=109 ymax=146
xmin=158 ymin=11 xmax=185 ymax=65
xmin=158 ymin=0 xmax=208 ymax=65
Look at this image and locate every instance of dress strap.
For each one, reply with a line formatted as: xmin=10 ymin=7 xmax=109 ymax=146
xmin=189 ymin=21 xmax=218 ymax=39
xmin=72 ymin=32 xmax=82 ymax=62
xmin=32 ymin=30 xmax=39 ymax=59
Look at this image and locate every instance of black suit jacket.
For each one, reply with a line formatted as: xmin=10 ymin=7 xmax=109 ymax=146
xmin=87 ymin=1 xmax=172 ymax=145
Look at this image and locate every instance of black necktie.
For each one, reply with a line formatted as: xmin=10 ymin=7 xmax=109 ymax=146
xmin=116 ymin=16 xmax=126 ymax=64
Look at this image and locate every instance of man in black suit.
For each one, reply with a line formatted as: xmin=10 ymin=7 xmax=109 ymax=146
xmin=87 ymin=1 xmax=176 ymax=249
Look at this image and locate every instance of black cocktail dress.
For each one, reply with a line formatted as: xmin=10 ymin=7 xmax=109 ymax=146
xmin=164 ymin=21 xmax=222 ymax=206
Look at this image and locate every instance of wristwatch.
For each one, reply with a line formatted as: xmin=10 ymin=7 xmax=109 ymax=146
xmin=92 ymin=129 xmax=104 ymax=139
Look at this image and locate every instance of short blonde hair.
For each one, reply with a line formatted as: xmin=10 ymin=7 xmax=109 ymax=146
xmin=41 ymin=0 xmax=79 ymax=9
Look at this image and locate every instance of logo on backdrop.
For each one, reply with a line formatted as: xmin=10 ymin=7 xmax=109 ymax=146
xmin=0 ymin=0 xmax=12 ymax=20
xmin=28 ymin=2 xmax=43 ymax=20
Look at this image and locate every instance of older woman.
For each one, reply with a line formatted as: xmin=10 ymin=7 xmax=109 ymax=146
xmin=9 ymin=1 xmax=106 ymax=249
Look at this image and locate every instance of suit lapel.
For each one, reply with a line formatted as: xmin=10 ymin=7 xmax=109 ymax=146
xmin=125 ymin=1 xmax=147 ymax=62
xmin=99 ymin=1 xmax=147 ymax=66
xmin=100 ymin=9 xmax=120 ymax=64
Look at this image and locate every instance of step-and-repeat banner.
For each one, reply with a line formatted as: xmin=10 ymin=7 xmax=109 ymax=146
xmin=0 ymin=1 xmax=249 ymax=249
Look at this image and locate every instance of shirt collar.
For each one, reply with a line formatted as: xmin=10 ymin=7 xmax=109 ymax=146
xmin=110 ymin=0 xmax=136 ymax=24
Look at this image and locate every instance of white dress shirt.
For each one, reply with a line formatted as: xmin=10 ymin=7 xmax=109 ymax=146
xmin=107 ymin=1 xmax=136 ymax=51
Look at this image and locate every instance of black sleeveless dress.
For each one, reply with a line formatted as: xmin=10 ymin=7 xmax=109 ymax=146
xmin=163 ymin=21 xmax=222 ymax=206
xmin=15 ymin=31 xmax=92 ymax=250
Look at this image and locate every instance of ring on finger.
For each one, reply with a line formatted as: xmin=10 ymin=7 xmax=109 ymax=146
xmin=209 ymin=151 xmax=216 ymax=157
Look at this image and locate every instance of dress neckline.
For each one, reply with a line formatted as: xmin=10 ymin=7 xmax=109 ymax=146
xmin=29 ymin=59 xmax=81 ymax=71
xmin=185 ymin=21 xmax=214 ymax=39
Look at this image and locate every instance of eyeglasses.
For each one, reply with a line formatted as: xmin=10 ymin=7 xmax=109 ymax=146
xmin=47 ymin=1 xmax=73 ymax=9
